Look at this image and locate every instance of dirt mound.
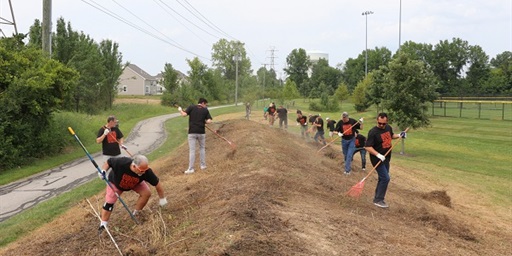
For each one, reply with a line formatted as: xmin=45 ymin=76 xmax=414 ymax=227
xmin=1 ymin=119 xmax=510 ymax=255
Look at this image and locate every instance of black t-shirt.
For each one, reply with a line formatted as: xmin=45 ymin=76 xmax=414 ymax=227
xmin=267 ymin=106 xmax=276 ymax=115
xmin=309 ymin=115 xmax=319 ymax=124
xmin=355 ymin=134 xmax=366 ymax=148
xmin=335 ymin=118 xmax=361 ymax=139
xmin=107 ymin=157 xmax=159 ymax=191
xmin=327 ymin=120 xmax=336 ymax=131
xmin=315 ymin=118 xmax=324 ymax=132
xmin=97 ymin=126 xmax=124 ymax=156
xmin=297 ymin=116 xmax=307 ymax=126
xmin=185 ymin=104 xmax=213 ymax=134
xmin=365 ymin=125 xmax=394 ymax=165
xmin=276 ymin=108 xmax=288 ymax=119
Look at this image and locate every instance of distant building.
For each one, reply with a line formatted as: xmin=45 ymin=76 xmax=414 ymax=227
xmin=117 ymin=64 xmax=188 ymax=96
xmin=307 ymin=50 xmax=329 ymax=65
xmin=306 ymin=50 xmax=329 ymax=77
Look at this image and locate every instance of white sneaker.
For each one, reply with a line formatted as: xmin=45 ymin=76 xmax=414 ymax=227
xmin=184 ymin=168 xmax=195 ymax=174
xmin=362 ymin=168 xmax=366 ymax=171
xmin=200 ymin=166 xmax=207 ymax=170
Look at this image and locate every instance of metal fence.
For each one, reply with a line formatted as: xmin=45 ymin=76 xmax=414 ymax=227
xmin=429 ymin=100 xmax=512 ymax=120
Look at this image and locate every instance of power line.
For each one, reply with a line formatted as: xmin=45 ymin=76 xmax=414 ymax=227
xmin=81 ymin=0 xmax=210 ymax=61
xmin=180 ymin=0 xmax=237 ymax=41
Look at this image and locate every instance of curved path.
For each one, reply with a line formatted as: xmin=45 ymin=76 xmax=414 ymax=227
xmin=0 ymin=106 xmax=226 ymax=222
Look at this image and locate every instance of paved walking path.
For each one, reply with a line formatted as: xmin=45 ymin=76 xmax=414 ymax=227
xmin=0 ymin=112 xmax=185 ymax=222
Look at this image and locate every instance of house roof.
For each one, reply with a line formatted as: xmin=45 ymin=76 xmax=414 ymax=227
xmin=127 ymin=63 xmax=155 ymax=80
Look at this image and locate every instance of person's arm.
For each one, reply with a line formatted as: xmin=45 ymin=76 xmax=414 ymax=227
xmin=154 ymin=182 xmax=165 ymax=199
xmin=96 ymin=127 xmax=109 ymax=144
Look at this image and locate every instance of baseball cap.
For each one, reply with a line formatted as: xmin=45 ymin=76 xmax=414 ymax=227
xmin=326 ymin=117 xmax=330 ymax=120
xmin=342 ymin=112 xmax=349 ymax=118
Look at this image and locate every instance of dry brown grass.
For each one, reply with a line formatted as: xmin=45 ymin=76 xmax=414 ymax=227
xmin=1 ymin=119 xmax=510 ymax=255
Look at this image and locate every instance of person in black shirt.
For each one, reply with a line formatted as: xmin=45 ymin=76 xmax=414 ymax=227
xmin=313 ymin=115 xmax=326 ymax=146
xmin=276 ymin=105 xmax=288 ymax=129
xmin=178 ymin=98 xmax=213 ymax=174
xmin=335 ymin=112 xmax=363 ymax=175
xmin=353 ymin=133 xmax=367 ymax=171
xmin=365 ymin=112 xmax=406 ymax=208
xmin=326 ymin=117 xmax=337 ymax=138
xmin=96 ymin=115 xmax=126 ymax=163
xmin=296 ymin=110 xmax=308 ymax=139
xmin=98 ymin=155 xmax=167 ymax=231
xmin=267 ymin=102 xmax=277 ymax=126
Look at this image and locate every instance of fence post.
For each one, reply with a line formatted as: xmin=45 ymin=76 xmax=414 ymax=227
xmin=478 ymin=103 xmax=481 ymax=119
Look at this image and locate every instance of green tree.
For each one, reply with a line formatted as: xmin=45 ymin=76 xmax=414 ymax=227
xmin=0 ymin=39 xmax=78 ymax=170
xmin=487 ymin=51 xmax=512 ymax=94
xmin=284 ymin=48 xmax=311 ymax=97
xmin=352 ymin=76 xmax=372 ymax=112
xmin=161 ymin=63 xmax=180 ymax=106
xmin=341 ymin=47 xmax=392 ymax=91
xmin=27 ymin=19 xmax=42 ymax=48
xmin=309 ymin=58 xmax=341 ymax=95
xmin=333 ymin=82 xmax=350 ymax=105
xmin=282 ymin=79 xmax=300 ymax=101
xmin=99 ymin=39 xmax=123 ymax=109
xmin=379 ymin=52 xmax=439 ymax=129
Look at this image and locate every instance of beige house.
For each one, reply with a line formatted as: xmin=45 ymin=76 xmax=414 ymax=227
xmin=117 ymin=64 xmax=164 ymax=95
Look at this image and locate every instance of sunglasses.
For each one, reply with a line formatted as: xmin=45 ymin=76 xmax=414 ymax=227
xmin=378 ymin=122 xmax=387 ymax=126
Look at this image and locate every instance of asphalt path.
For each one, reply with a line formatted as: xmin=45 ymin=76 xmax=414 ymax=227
xmin=0 ymin=112 xmax=185 ymax=222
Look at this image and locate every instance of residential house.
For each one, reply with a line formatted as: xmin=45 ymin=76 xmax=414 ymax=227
xmin=118 ymin=64 xmax=163 ymax=95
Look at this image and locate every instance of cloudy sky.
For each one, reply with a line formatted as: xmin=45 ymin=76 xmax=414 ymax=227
xmin=1 ymin=0 xmax=511 ymax=77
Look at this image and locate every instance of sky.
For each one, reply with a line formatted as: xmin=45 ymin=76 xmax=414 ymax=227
xmin=1 ymin=0 xmax=511 ymax=77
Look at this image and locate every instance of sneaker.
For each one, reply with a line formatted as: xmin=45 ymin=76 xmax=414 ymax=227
xmin=344 ymin=171 xmax=350 ymax=175
xmin=362 ymin=168 xmax=366 ymax=171
xmin=200 ymin=166 xmax=207 ymax=170
xmin=373 ymin=201 xmax=389 ymax=208
xmin=184 ymin=168 xmax=195 ymax=174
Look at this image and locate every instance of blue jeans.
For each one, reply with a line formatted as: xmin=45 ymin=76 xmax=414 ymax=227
xmin=188 ymin=134 xmax=206 ymax=170
xmin=352 ymin=148 xmax=366 ymax=169
xmin=341 ymin=137 xmax=356 ymax=172
xmin=314 ymin=130 xmax=326 ymax=145
xmin=374 ymin=161 xmax=390 ymax=203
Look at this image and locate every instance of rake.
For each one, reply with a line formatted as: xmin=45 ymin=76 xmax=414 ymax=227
xmin=346 ymin=128 xmax=408 ymax=198
xmin=206 ymin=125 xmax=237 ymax=150
xmin=317 ymin=121 xmax=360 ymax=153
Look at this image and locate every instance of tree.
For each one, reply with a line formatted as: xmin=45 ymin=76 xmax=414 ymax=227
xmin=464 ymin=45 xmax=490 ymax=96
xmin=487 ymin=51 xmax=512 ymax=94
xmin=309 ymin=58 xmax=341 ymax=95
xmin=281 ymin=79 xmax=300 ymax=101
xmin=380 ymin=52 xmax=439 ymax=129
xmin=333 ymin=82 xmax=350 ymax=106
xmin=341 ymin=47 xmax=392 ymax=91
xmin=27 ymin=19 xmax=42 ymax=48
xmin=430 ymin=38 xmax=470 ymax=96
xmin=284 ymin=48 xmax=311 ymax=97
xmin=161 ymin=63 xmax=180 ymax=106
xmin=352 ymin=76 xmax=372 ymax=112
xmin=0 ymin=39 xmax=78 ymax=170
xmin=98 ymin=39 xmax=123 ymax=109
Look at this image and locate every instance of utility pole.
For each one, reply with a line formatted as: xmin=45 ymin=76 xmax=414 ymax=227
xmin=399 ymin=0 xmax=402 ymax=49
xmin=234 ymin=52 xmax=240 ymax=106
xmin=362 ymin=10 xmax=373 ymax=77
xmin=42 ymin=0 xmax=52 ymax=56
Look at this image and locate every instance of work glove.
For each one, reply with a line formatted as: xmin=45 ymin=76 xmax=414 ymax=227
xmin=296 ymin=122 xmax=300 ymax=126
xmin=98 ymin=169 xmax=106 ymax=180
xmin=178 ymin=106 xmax=182 ymax=112
xmin=121 ymin=144 xmax=127 ymax=150
xmin=338 ymin=132 xmax=343 ymax=137
xmin=159 ymin=197 xmax=168 ymax=206
xmin=400 ymin=131 xmax=407 ymax=138
xmin=359 ymin=117 xmax=364 ymax=123
xmin=376 ymin=153 xmax=386 ymax=162
xmin=103 ymin=128 xmax=110 ymax=136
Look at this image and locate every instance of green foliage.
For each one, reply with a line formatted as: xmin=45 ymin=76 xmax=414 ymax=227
xmin=282 ymin=79 xmax=300 ymax=101
xmin=341 ymin=47 xmax=392 ymax=91
xmin=0 ymin=40 xmax=79 ymax=170
xmin=334 ymin=82 xmax=350 ymax=103
xmin=309 ymin=58 xmax=342 ymax=95
xmin=379 ymin=52 xmax=439 ymax=129
xmin=352 ymin=76 xmax=372 ymax=112
xmin=309 ymin=83 xmax=340 ymax=112
xmin=284 ymin=48 xmax=311 ymax=97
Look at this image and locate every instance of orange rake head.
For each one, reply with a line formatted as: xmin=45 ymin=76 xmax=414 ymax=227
xmin=346 ymin=179 xmax=366 ymax=198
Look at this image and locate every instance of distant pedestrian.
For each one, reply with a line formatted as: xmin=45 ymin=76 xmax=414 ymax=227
xmin=296 ymin=110 xmax=309 ymax=139
xmin=276 ymin=105 xmax=288 ymax=129
xmin=365 ymin=112 xmax=407 ymax=208
xmin=178 ymin=97 xmax=213 ymax=174
xmin=245 ymin=102 xmax=251 ymax=120
xmin=326 ymin=117 xmax=337 ymax=138
xmin=335 ymin=112 xmax=363 ymax=175
xmin=267 ymin=102 xmax=277 ymax=126
xmin=313 ymin=115 xmax=326 ymax=146
xmin=96 ymin=115 xmax=126 ymax=163
xmin=98 ymin=155 xmax=167 ymax=231
xmin=352 ymin=133 xmax=367 ymax=171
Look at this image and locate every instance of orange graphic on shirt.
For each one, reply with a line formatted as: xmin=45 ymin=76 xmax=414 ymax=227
xmin=107 ymin=131 xmax=118 ymax=143
xmin=342 ymin=124 xmax=354 ymax=136
xmin=380 ymin=132 xmax=392 ymax=149
xmin=119 ymin=174 xmax=140 ymax=190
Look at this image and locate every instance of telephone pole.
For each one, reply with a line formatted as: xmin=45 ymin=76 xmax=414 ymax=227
xmin=42 ymin=0 xmax=52 ymax=56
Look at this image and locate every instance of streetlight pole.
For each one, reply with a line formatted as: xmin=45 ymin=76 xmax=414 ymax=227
xmin=362 ymin=10 xmax=373 ymax=77
xmin=399 ymin=0 xmax=402 ymax=49
xmin=234 ymin=53 xmax=239 ymax=106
